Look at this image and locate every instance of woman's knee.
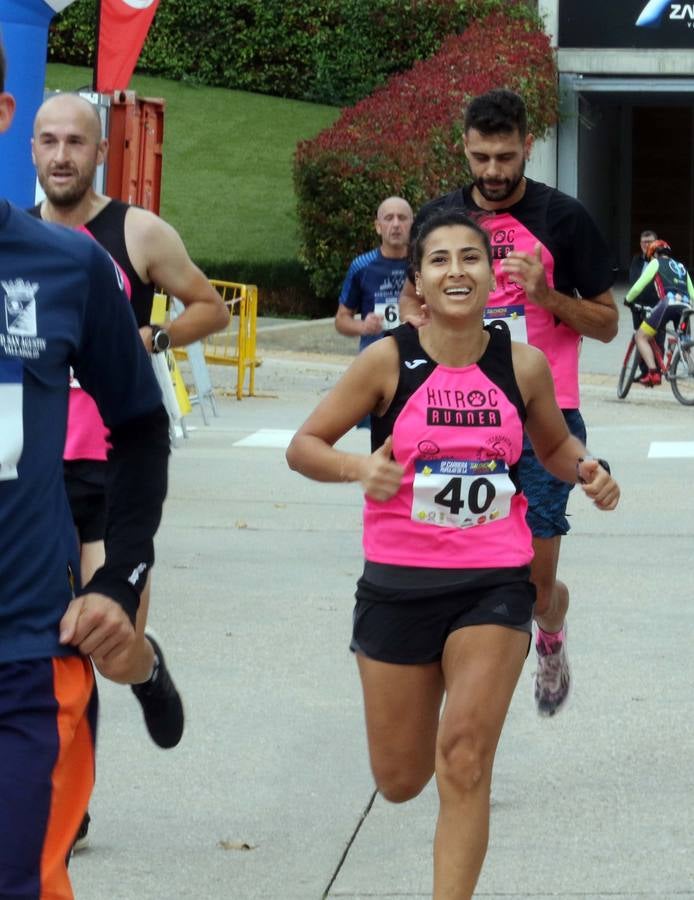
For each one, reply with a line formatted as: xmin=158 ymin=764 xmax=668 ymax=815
xmin=372 ymin=758 xmax=434 ymax=803
xmin=436 ymin=725 xmax=489 ymax=795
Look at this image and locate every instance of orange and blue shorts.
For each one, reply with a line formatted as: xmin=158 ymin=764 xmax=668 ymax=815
xmin=0 ymin=655 xmax=97 ymax=899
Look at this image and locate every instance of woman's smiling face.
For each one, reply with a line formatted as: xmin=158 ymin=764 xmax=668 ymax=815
xmin=415 ymin=224 xmax=495 ymax=319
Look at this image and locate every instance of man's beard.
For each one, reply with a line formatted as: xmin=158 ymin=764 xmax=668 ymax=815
xmin=39 ymin=169 xmax=94 ymax=208
xmin=474 ymin=165 xmax=525 ymax=204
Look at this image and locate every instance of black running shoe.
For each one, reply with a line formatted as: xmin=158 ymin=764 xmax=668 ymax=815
xmin=131 ymin=631 xmax=184 ymax=748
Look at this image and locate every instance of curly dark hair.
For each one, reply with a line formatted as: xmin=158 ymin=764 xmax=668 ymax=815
xmin=464 ymin=88 xmax=527 ymax=139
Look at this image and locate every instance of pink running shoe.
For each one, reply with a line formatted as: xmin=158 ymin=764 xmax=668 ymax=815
xmin=534 ymin=628 xmax=570 ymax=716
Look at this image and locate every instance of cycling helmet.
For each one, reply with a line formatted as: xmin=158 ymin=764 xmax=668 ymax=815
xmin=647 ymin=239 xmax=671 ymax=260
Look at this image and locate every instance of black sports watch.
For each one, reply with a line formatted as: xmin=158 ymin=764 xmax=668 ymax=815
xmin=150 ymin=326 xmax=171 ymax=354
xmin=576 ymin=456 xmax=611 ymax=484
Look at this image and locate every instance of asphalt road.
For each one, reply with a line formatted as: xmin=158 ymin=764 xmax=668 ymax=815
xmin=70 ymin=303 xmax=694 ymax=899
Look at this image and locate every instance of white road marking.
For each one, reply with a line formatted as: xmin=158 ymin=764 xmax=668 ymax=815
xmin=648 ymin=441 xmax=694 ymax=458
xmin=233 ymin=428 xmax=296 ymax=448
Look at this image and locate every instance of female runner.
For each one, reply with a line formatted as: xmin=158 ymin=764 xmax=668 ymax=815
xmin=286 ymin=208 xmax=619 ymax=898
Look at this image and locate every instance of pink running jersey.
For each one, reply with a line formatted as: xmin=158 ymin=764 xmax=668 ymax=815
xmin=64 ymin=224 xmax=132 ymax=461
xmin=483 ymin=208 xmax=581 ymax=408
xmin=413 ymin=180 xmax=615 ymax=410
xmin=364 ymin=323 xmax=533 ymax=569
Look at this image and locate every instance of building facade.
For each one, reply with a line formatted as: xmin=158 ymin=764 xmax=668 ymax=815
xmin=532 ymin=0 xmax=694 ymax=271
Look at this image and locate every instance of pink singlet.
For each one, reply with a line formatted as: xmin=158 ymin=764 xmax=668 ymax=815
xmin=364 ymin=323 xmax=533 ymax=569
xmin=64 ymin=225 xmax=132 ymax=461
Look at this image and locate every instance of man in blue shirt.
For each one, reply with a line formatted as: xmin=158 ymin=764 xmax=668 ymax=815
xmin=335 ymin=196 xmax=413 ymax=351
xmin=0 ymin=43 xmax=169 ymax=898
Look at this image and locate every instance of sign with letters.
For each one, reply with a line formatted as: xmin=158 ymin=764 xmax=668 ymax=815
xmin=559 ymin=0 xmax=694 ymax=48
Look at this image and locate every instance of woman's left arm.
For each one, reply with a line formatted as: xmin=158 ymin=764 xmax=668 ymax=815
xmin=515 ymin=344 xmax=620 ymax=510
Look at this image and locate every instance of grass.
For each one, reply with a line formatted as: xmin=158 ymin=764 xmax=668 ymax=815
xmin=45 ymin=64 xmax=340 ymax=285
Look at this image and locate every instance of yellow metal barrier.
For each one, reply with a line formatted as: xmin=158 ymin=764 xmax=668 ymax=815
xmin=172 ymin=280 xmax=259 ymax=400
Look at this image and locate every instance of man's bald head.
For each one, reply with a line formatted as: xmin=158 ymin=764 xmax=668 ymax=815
xmin=375 ymin=196 xmax=413 ymax=258
xmin=32 ymin=93 xmax=107 ymax=210
xmin=376 ymin=196 xmax=413 ymax=222
xmin=34 ymin=92 xmax=103 ymax=142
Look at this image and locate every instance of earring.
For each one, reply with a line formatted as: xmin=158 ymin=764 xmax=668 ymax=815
xmin=415 ymin=288 xmax=422 ymax=296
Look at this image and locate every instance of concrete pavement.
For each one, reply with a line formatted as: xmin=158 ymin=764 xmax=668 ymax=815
xmin=71 ymin=305 xmax=694 ymax=899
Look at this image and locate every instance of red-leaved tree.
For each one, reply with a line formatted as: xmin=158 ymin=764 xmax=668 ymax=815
xmin=294 ymin=11 xmax=558 ymax=300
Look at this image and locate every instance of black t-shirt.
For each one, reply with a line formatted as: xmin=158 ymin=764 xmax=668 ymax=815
xmin=409 ymin=179 xmax=615 ymax=408
xmin=412 ymin=179 xmax=614 ymax=300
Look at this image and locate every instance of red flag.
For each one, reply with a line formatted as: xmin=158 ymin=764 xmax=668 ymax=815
xmin=95 ymin=0 xmax=160 ymax=92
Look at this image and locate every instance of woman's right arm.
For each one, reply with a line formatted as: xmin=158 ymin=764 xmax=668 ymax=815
xmin=286 ymin=339 xmax=405 ymax=500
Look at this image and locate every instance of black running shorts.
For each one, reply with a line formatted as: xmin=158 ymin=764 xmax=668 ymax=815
xmin=64 ymin=460 xmax=107 ymax=544
xmin=350 ymin=562 xmax=535 ymax=665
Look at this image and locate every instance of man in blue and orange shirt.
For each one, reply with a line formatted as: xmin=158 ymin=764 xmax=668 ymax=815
xmin=0 ymin=42 xmax=168 ymax=899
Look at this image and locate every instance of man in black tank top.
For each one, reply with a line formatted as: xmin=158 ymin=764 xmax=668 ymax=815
xmin=30 ymin=91 xmax=229 ymax=847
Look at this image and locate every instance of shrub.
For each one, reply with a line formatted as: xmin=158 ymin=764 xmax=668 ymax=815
xmin=194 ymin=256 xmax=329 ymax=318
xmin=293 ymin=11 xmax=558 ymax=300
xmin=50 ymin=0 xmax=533 ymax=105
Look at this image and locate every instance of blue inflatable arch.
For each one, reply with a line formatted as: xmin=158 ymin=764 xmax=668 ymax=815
xmin=0 ymin=1 xmax=79 ymax=206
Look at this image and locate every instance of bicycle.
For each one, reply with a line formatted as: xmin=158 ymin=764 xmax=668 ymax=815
xmin=617 ymin=303 xmax=694 ymax=405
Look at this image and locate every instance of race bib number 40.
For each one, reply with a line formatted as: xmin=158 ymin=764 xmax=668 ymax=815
xmin=374 ymin=300 xmax=400 ymax=331
xmin=411 ymin=458 xmax=514 ymax=529
xmin=0 ymin=359 xmax=24 ymax=481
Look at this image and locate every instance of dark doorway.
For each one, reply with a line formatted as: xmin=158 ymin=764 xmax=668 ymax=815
xmin=631 ymin=107 xmax=694 ymax=269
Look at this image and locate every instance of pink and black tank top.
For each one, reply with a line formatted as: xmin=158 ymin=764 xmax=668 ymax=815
xmin=63 ymin=226 xmax=132 ymax=461
xmin=28 ymin=199 xmax=154 ymax=327
xmin=69 ymin=200 xmax=153 ymax=326
xmin=27 ymin=200 xmax=149 ymax=461
xmin=364 ymin=323 xmax=532 ymax=569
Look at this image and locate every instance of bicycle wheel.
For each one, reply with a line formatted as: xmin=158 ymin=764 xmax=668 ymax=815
xmin=617 ymin=338 xmax=641 ymax=399
xmin=669 ymin=346 xmax=694 ymax=405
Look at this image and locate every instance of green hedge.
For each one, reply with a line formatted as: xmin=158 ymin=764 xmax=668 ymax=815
xmin=294 ymin=10 xmax=557 ymax=301
xmin=50 ymin=0 xmax=527 ymax=105
xmin=195 ymin=257 xmax=332 ymax=318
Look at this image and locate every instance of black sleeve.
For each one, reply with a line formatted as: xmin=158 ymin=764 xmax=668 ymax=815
xmin=80 ymin=406 xmax=170 ymax=624
xmin=548 ymin=192 xmax=615 ymax=299
xmin=412 ymin=197 xmax=440 ymax=241
xmin=72 ymin=240 xmax=170 ymax=623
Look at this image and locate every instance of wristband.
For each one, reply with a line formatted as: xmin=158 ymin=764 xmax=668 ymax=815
xmin=576 ymin=456 xmax=610 ymax=484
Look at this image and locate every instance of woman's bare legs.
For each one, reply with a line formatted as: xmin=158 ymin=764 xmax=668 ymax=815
xmin=356 ymin=654 xmax=444 ymax=802
xmin=433 ymin=625 xmax=528 ymax=899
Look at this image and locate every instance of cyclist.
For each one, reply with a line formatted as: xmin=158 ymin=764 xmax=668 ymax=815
xmin=625 ymin=239 xmax=694 ymax=386
xmin=628 ymin=229 xmax=662 ymax=376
